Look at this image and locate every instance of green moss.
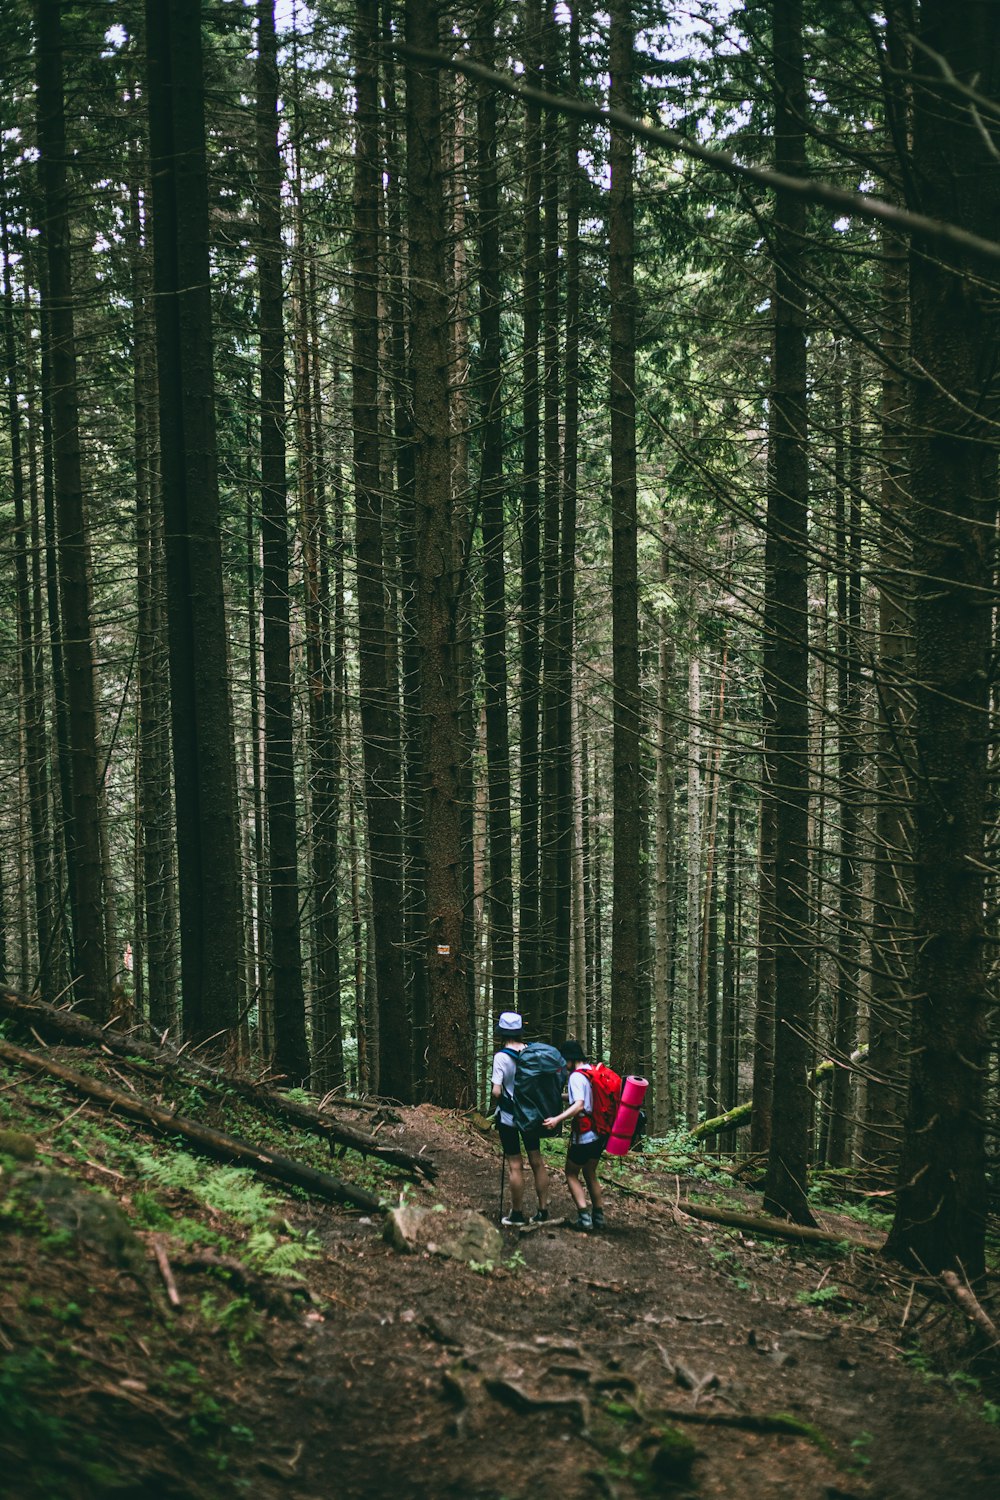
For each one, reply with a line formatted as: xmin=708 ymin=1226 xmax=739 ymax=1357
xmin=0 ymin=1130 xmax=37 ymax=1162
xmin=767 ymin=1412 xmax=836 ymax=1457
xmin=646 ymin=1424 xmax=698 ymax=1484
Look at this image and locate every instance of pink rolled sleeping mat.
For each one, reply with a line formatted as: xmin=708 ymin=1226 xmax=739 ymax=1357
xmin=605 ymin=1075 xmax=648 ymax=1156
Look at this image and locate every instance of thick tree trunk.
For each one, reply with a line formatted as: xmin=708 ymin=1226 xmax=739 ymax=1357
xmin=1 ymin=154 xmax=55 ymax=998
xmin=353 ymin=0 xmax=411 ymax=1101
xmin=257 ymin=0 xmax=308 ymax=1083
xmin=405 ymin=0 xmax=473 ymax=1105
xmin=863 ymin=5 xmax=913 ymax=1178
xmin=761 ymin=0 xmax=816 ymax=1225
xmin=608 ymin=0 xmax=642 ymax=1074
xmin=476 ymin=0 xmax=515 ymax=1026
xmin=538 ymin=0 xmax=569 ymax=1043
xmin=144 ymin=0 xmax=242 ymax=1043
xmin=564 ymin=6 xmax=585 ymax=1045
xmin=885 ymin=0 xmax=1000 ymax=1283
xmin=35 ymin=0 xmax=109 ymax=1020
xmin=517 ymin=0 xmax=543 ymax=1022
xmin=381 ymin=27 xmax=426 ymax=1087
xmin=128 ymin=122 xmax=176 ymax=1036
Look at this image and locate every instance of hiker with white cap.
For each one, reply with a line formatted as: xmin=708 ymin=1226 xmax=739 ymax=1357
xmin=490 ymin=1011 xmax=551 ymax=1227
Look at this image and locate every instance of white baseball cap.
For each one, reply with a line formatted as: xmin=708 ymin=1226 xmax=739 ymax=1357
xmin=496 ymin=1011 xmax=523 ymax=1033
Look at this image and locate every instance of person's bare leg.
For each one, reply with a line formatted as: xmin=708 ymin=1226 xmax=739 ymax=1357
xmin=565 ymin=1158 xmax=588 ymax=1213
xmin=583 ymin=1159 xmax=604 ymax=1212
xmin=526 ymin=1148 xmax=549 ymax=1210
xmin=506 ymin=1155 xmax=525 ymax=1213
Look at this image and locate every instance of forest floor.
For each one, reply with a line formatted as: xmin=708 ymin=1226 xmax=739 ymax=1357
xmin=2 ymin=1040 xmax=1000 ymax=1500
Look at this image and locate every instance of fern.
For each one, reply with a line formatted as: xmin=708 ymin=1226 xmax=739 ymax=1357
xmin=244 ymin=1228 xmax=320 ymax=1279
xmin=198 ymin=1168 xmax=280 ymax=1225
xmin=126 ymin=1150 xmax=282 ymax=1225
xmin=129 ymin=1148 xmax=205 ymax=1191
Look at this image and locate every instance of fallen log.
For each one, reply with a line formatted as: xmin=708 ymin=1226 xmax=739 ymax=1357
xmin=607 ymin=1179 xmax=875 ymax=1250
xmin=648 ymin=1406 xmax=835 ymax=1451
xmin=677 ymin=1196 xmax=874 ymax=1249
xmin=0 ymin=1037 xmax=381 ymax=1212
xmin=0 ymin=985 xmax=433 ymax=1179
xmin=940 ymin=1269 xmax=1000 ymax=1345
xmin=689 ymin=1045 xmax=870 ymax=1143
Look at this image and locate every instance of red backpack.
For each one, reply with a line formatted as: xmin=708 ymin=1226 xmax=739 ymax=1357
xmin=576 ymin=1062 xmax=622 ymax=1137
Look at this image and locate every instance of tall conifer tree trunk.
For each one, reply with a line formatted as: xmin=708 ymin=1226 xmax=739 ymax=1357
xmin=885 ymin=0 xmax=1000 ymax=1281
xmin=34 ymin=0 xmax=108 ymax=1019
xmin=476 ymin=0 xmax=515 ymax=1023
xmin=761 ymin=0 xmax=816 ymax=1225
xmin=144 ymin=0 xmax=241 ymax=1042
xmin=381 ymin=23 xmax=427 ymax=1085
xmin=608 ymin=0 xmax=642 ymax=1073
xmin=560 ymin=3 xmax=584 ymax=1046
xmin=863 ymin=1 xmax=912 ymax=1181
xmin=1 ymin=151 xmax=55 ymax=998
xmin=128 ymin=110 xmax=176 ymax=1034
xmin=538 ymin=0 xmax=569 ymax=1041
xmin=257 ymin=0 xmax=308 ymax=1081
xmin=517 ymin=0 xmax=543 ymax=1021
xmin=405 ymin=0 xmax=473 ymax=1105
xmin=353 ymin=0 xmax=411 ymax=1100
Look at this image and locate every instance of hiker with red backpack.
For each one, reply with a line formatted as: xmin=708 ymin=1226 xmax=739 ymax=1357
xmin=490 ymin=1011 xmax=553 ymax=1227
xmin=543 ymin=1039 xmax=619 ymax=1232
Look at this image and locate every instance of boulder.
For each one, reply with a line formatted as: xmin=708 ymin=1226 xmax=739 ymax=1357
xmin=384 ymin=1204 xmax=502 ymax=1265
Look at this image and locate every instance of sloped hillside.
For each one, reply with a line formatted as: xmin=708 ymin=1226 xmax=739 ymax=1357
xmin=2 ymin=995 xmax=1000 ymax=1499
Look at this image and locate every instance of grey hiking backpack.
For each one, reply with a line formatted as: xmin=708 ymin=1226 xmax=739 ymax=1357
xmin=502 ymin=1043 xmax=566 ymax=1137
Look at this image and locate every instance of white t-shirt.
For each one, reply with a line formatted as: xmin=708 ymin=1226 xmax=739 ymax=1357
xmin=568 ymin=1066 xmax=597 ymax=1144
xmin=491 ymin=1046 xmax=522 ymax=1126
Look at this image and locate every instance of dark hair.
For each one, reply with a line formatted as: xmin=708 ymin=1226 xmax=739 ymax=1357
xmin=496 ymin=1025 xmax=524 ymax=1040
xmin=559 ymin=1038 xmax=587 ymax=1064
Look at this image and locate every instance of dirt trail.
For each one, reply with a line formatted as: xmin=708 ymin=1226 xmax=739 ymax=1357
xmin=241 ymin=1105 xmax=1000 ymax=1500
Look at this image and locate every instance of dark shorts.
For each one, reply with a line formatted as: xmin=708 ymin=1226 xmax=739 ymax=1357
xmin=567 ymin=1137 xmax=607 ymax=1166
xmin=498 ymin=1121 xmax=542 ymax=1157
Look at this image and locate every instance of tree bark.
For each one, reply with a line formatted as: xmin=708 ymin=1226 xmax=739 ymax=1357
xmin=517 ymin=0 xmax=543 ymax=1022
xmin=353 ymin=0 xmax=411 ymax=1101
xmin=0 ymin=150 xmax=55 ymax=998
xmin=885 ymin=0 xmax=1000 ymax=1283
xmin=257 ymin=0 xmax=308 ymax=1082
xmin=144 ymin=0 xmax=242 ymax=1043
xmin=405 ymin=0 xmax=473 ymax=1105
xmin=476 ymin=0 xmax=516 ymax=1026
xmin=761 ymin=0 xmax=816 ymax=1225
xmin=34 ymin=0 xmax=109 ymax=1020
xmin=608 ymin=0 xmax=642 ymax=1074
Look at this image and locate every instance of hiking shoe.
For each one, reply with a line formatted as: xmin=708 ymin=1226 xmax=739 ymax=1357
xmin=530 ymin=1208 xmax=549 ymax=1224
xmin=501 ymin=1209 xmax=527 ymax=1226
xmin=569 ymin=1212 xmax=593 ymax=1232
xmin=592 ymin=1208 xmax=605 ymax=1230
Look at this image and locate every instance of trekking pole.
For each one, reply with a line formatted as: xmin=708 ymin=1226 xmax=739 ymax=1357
xmin=498 ymin=1151 xmax=506 ymax=1220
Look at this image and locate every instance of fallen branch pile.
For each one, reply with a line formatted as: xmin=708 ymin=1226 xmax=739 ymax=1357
xmin=0 ymin=985 xmax=433 ymax=1179
xmin=0 ymin=1037 xmax=381 ymax=1212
